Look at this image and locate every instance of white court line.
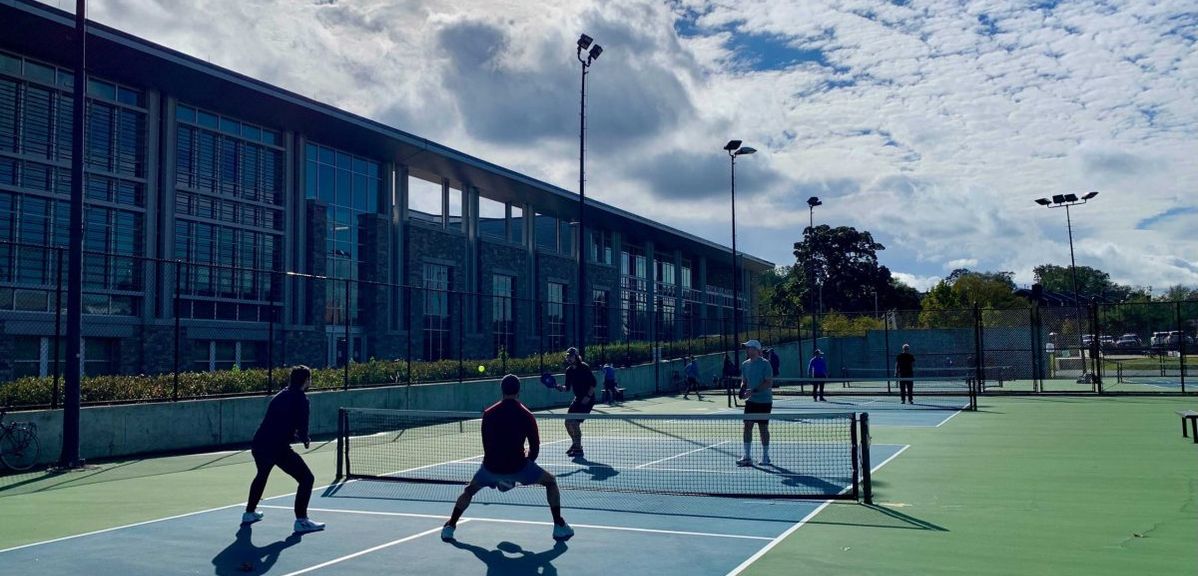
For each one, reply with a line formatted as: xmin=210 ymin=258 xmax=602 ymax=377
xmin=934 ymin=408 xmax=965 ymax=428
xmin=634 ymin=440 xmax=731 ymax=469
xmin=279 ymin=522 xmax=458 ymax=576
xmin=0 ymin=502 xmax=243 ymax=554
xmin=262 ymin=505 xmax=774 ymax=541
xmin=725 ymin=444 xmax=911 ymax=576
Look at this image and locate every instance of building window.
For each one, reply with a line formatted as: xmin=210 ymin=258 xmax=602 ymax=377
xmin=192 ymin=340 xmax=263 ymax=372
xmin=12 ymin=335 xmax=116 ymax=378
xmin=510 ymin=205 xmax=524 ymax=244
xmin=492 ymin=274 xmax=515 ymax=357
xmin=592 ymin=289 xmax=609 ymax=344
xmin=590 ymin=230 xmax=612 ymax=265
xmin=546 ymin=281 xmax=566 ymax=352
xmin=408 ymin=174 xmax=444 ymax=226
xmin=423 ymin=263 xmax=452 ymax=361
xmin=535 ymin=213 xmax=558 ymax=252
xmin=305 ymin=143 xmax=381 ymax=326
xmin=447 ymin=184 xmax=463 ymax=231
xmin=620 ymin=245 xmax=648 ymax=341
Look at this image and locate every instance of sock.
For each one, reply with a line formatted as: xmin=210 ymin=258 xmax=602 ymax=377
xmin=743 ymin=442 xmax=752 ymax=459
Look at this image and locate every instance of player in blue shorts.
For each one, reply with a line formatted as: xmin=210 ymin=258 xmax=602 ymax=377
xmin=441 ymin=374 xmax=574 ymax=542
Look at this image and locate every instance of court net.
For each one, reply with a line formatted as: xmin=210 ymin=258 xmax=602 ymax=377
xmin=840 ymin=366 xmax=1010 ymax=389
xmin=728 ymin=376 xmax=978 ymax=411
xmin=337 ymin=408 xmax=872 ymax=502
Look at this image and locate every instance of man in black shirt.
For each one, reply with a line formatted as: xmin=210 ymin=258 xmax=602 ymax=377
xmin=557 ymin=347 xmax=596 ymax=458
xmin=895 ymin=344 xmax=916 ymax=404
xmin=243 ymin=366 xmax=324 ymax=534
xmin=441 ymin=374 xmax=573 ymax=542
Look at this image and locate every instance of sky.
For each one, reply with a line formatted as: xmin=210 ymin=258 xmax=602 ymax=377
xmin=47 ymin=0 xmax=1198 ymax=292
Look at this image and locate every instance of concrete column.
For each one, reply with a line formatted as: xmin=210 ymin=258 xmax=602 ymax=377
xmin=674 ymin=249 xmax=684 ymax=342
xmin=698 ymin=256 xmax=708 ymax=336
xmin=645 ymin=241 xmax=656 ymax=347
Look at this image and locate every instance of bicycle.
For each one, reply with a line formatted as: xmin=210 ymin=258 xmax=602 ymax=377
xmin=1 ymin=409 xmax=41 ymax=471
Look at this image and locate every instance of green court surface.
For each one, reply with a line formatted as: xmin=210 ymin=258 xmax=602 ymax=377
xmin=2 ymin=395 xmax=1196 ymax=575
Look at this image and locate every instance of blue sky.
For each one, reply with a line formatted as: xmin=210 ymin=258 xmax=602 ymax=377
xmin=59 ymin=0 xmax=1198 ymax=291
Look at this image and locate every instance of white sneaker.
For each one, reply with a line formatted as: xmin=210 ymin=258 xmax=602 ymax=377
xmin=241 ymin=511 xmax=264 ymax=524
xmin=552 ymin=522 xmax=575 ymax=542
xmin=736 ymin=457 xmax=753 ymax=467
xmin=293 ymin=518 xmax=325 ymax=534
xmin=440 ymin=524 xmax=456 ymax=542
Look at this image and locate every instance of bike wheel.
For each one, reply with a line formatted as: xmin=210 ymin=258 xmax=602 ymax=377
xmin=1 ymin=426 xmax=41 ymax=471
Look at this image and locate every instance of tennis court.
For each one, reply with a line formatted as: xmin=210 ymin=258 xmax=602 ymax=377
xmin=0 ymin=407 xmax=905 ymax=576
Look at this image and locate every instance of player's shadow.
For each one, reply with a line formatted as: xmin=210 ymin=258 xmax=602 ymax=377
xmin=762 ymin=463 xmax=844 ymax=494
xmin=451 ymin=539 xmax=569 ymax=575
xmin=211 ymin=524 xmax=301 ymax=575
xmin=557 ymin=456 xmax=619 ymax=482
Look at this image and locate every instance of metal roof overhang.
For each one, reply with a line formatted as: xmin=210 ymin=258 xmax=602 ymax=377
xmin=1 ymin=0 xmax=774 ymax=272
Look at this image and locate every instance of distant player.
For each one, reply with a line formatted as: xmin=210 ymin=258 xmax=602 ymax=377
xmin=242 ymin=365 xmax=324 ymax=534
xmin=808 ymin=348 xmax=828 ymax=402
xmin=737 ymin=340 xmax=774 ymax=466
xmin=601 ymin=363 xmax=619 ymax=405
xmin=683 ymin=355 xmax=702 ymax=400
xmin=896 ymin=344 xmax=916 ymax=404
xmin=556 ymin=347 xmax=596 ymax=457
xmin=441 ymin=374 xmax=573 ymax=542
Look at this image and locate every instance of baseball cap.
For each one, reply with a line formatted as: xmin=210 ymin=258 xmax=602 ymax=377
xmin=501 ymin=374 xmax=521 ymax=395
xmin=742 ymin=339 xmax=763 ymax=350
xmin=566 ymin=347 xmax=579 ymax=356
xmin=814 ymin=348 xmax=823 ymax=355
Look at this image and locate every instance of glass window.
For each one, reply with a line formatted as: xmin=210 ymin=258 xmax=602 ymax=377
xmin=560 ymin=220 xmax=574 ymax=256
xmin=197 ymin=110 xmax=218 ymax=129
xmin=117 ymin=87 xmax=142 ymax=107
xmin=177 ymin=105 xmax=196 ymax=123
xmin=0 ymin=52 xmax=20 ymax=75
xmin=219 ymin=117 xmax=239 ymax=136
xmin=535 ymin=213 xmax=557 ymax=252
xmin=25 ymin=61 xmax=55 ymax=84
xmin=408 ymin=175 xmax=443 ymax=225
xmin=87 ymin=79 xmax=116 ymax=101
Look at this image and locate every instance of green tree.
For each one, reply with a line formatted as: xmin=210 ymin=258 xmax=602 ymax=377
xmin=1032 ymin=264 xmax=1139 ymax=301
xmin=789 ymin=225 xmax=921 ymax=314
xmin=918 ymin=269 xmax=1024 ymax=327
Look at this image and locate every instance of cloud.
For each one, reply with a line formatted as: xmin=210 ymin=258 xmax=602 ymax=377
xmin=892 ymin=272 xmax=942 ymax=292
xmin=946 ymin=258 xmax=979 ymax=270
xmin=55 ymin=0 xmax=1198 ymax=292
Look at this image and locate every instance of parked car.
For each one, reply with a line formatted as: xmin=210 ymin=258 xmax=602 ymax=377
xmin=1099 ymin=335 xmax=1116 ymax=350
xmin=1150 ymin=332 xmax=1168 ymax=348
xmin=1116 ymin=334 xmax=1142 ymax=349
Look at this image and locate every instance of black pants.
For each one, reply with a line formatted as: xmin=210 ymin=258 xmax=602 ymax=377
xmin=811 ymin=382 xmax=826 ymax=400
xmin=899 ymin=380 xmax=914 ymax=403
xmin=247 ymin=445 xmax=314 ymax=518
xmin=684 ymin=376 xmax=701 ymax=396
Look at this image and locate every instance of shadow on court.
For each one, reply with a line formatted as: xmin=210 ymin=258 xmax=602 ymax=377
xmin=450 ymin=539 xmax=569 ymax=576
xmin=210 ymin=525 xmax=302 ymax=576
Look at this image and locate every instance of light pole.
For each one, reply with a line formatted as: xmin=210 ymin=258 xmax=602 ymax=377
xmin=61 ymin=0 xmax=87 ymax=468
xmin=1035 ymin=191 xmax=1099 ymax=383
xmin=806 ymin=196 xmax=822 ymax=355
xmin=575 ymin=34 xmax=602 ymax=359
xmin=724 ymin=140 xmax=756 ymax=364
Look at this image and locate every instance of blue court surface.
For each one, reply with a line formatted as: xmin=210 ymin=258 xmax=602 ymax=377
xmin=0 ymin=445 xmax=904 ymax=576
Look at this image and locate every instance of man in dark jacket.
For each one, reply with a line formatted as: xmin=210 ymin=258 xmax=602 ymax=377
xmin=242 ymin=366 xmax=324 ymax=534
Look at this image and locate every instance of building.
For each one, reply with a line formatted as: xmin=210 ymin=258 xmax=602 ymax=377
xmin=0 ymin=0 xmax=772 ymax=381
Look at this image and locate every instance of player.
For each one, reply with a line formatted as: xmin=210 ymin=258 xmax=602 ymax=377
xmin=737 ymin=340 xmax=774 ymax=466
xmin=896 ymin=344 xmax=916 ymax=404
xmin=808 ymin=348 xmax=828 ymax=401
xmin=556 ymin=347 xmax=596 ymax=457
xmin=683 ymin=355 xmax=702 ymax=400
xmin=441 ymin=374 xmax=573 ymax=542
xmin=242 ymin=365 xmax=324 ymax=534
xmin=601 ymin=363 xmax=619 ymax=405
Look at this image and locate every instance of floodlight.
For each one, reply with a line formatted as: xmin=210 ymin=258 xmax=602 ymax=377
xmin=588 ymin=45 xmax=603 ymax=60
xmin=1035 ymin=198 xmax=1051 ymax=206
xmin=1082 ymin=191 xmax=1098 ymax=200
xmin=1063 ymin=193 xmax=1079 ymax=202
xmin=724 ymin=140 xmax=743 ymax=151
xmin=577 ymin=34 xmax=593 ymax=50
xmin=1052 ymin=194 xmax=1065 ymax=204
xmin=807 ymin=196 xmax=823 ymax=208
xmin=735 ymin=146 xmax=756 ymax=156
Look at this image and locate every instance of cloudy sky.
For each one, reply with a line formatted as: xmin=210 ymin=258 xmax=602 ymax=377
xmin=50 ymin=0 xmax=1198 ymax=291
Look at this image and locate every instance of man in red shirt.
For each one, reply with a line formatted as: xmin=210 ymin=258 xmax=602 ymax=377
xmin=441 ymin=374 xmax=574 ymax=542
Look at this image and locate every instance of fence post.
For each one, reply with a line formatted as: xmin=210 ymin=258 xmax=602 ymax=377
xmin=405 ymin=286 xmax=412 ymax=385
xmin=173 ymin=261 xmax=181 ymax=402
xmin=859 ymin=412 xmax=872 ymax=504
xmin=458 ymin=291 xmax=464 ymax=385
xmin=343 ymin=278 xmax=350 ymax=391
xmin=1029 ymin=306 xmax=1039 ymax=393
xmin=266 ymin=301 xmax=274 ymax=395
xmin=1089 ymin=300 xmax=1100 ymax=392
xmin=1177 ymin=301 xmax=1186 ymax=393
xmin=53 ymin=247 xmax=63 ymax=410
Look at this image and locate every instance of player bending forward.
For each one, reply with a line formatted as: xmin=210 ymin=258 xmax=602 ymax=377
xmin=441 ymin=374 xmax=574 ymax=542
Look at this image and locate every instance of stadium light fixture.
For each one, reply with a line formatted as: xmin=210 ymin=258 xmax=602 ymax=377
xmin=574 ymin=33 xmax=602 ymax=357
xmin=1034 ymin=191 xmax=1101 ymax=387
xmin=726 ymin=140 xmax=756 ymax=364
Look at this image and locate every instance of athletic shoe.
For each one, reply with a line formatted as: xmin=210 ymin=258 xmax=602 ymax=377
xmin=736 ymin=457 xmax=752 ymax=467
xmin=293 ymin=518 xmax=325 ymax=534
xmin=241 ymin=511 xmax=264 ymax=525
xmin=440 ymin=524 xmax=456 ymax=542
xmin=552 ymin=522 xmax=575 ymax=541
xmin=566 ymin=446 xmax=580 ymax=456
xmin=761 ymin=456 xmax=772 ymax=466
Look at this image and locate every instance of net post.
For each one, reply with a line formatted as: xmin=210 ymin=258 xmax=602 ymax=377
xmin=850 ymin=412 xmax=860 ymax=502
xmin=336 ymin=408 xmax=345 ymax=480
xmin=860 ymin=412 xmax=872 ymax=504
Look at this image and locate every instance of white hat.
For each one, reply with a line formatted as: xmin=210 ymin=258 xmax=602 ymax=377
xmin=742 ymin=339 xmax=763 ymax=350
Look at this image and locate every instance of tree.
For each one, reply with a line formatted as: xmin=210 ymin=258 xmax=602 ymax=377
xmin=1032 ymin=264 xmax=1137 ymax=301
xmin=789 ymin=225 xmax=921 ymax=314
xmin=918 ymin=269 xmax=1024 ymax=327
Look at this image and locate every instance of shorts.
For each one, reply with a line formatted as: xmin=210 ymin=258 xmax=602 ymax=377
xmin=472 ymin=461 xmax=546 ymax=492
xmin=743 ymin=401 xmax=773 ymax=414
xmin=568 ymin=396 xmax=595 ymax=414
